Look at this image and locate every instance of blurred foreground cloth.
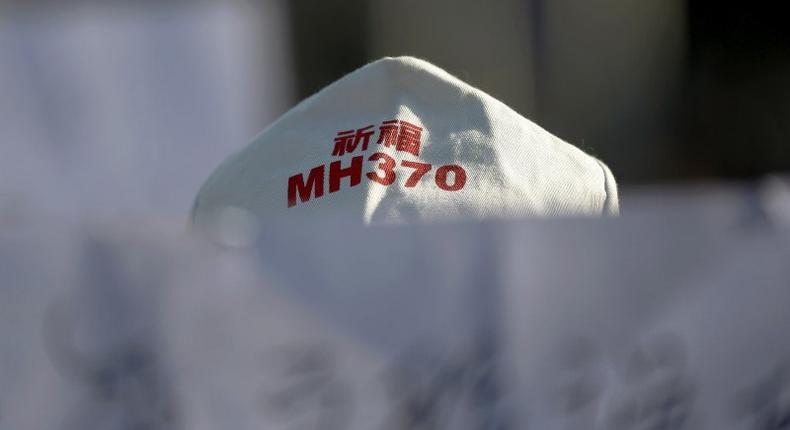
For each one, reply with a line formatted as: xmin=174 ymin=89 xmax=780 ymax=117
xmin=2 ymin=183 xmax=790 ymax=429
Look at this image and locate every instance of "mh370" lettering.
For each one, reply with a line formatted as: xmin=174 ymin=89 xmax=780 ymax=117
xmin=287 ymin=153 xmax=466 ymax=208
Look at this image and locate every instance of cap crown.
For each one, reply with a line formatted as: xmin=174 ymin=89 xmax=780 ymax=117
xmin=192 ymin=56 xmax=618 ymax=227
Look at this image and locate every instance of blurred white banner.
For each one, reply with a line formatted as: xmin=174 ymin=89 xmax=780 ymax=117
xmin=1 ymin=186 xmax=789 ymax=429
xmin=0 ymin=0 xmax=293 ymax=219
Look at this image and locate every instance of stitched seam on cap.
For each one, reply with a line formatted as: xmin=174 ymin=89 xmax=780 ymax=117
xmin=596 ymin=159 xmax=610 ymax=215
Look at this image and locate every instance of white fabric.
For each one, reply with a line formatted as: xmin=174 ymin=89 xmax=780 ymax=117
xmin=191 ymin=56 xmax=618 ymax=228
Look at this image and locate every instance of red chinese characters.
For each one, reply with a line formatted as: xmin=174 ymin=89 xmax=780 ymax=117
xmin=376 ymin=120 xmax=423 ymax=156
xmin=331 ymin=119 xmax=424 ymax=157
xmin=331 ymin=125 xmax=374 ymax=156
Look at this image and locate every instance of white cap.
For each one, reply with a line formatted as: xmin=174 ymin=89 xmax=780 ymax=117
xmin=192 ymin=56 xmax=618 ymax=228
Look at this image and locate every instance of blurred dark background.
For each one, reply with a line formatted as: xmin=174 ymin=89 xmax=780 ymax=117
xmin=2 ymin=0 xmax=788 ymax=218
